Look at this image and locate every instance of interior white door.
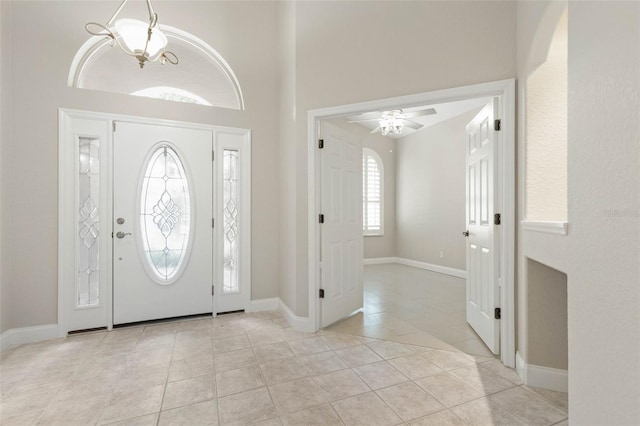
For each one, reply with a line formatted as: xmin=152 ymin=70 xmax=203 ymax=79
xmin=465 ymin=100 xmax=500 ymax=354
xmin=113 ymin=122 xmax=213 ymax=325
xmin=320 ymin=122 xmax=363 ymax=328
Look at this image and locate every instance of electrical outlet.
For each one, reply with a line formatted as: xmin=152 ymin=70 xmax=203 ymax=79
xmin=439 ymin=250 xmax=444 ymax=259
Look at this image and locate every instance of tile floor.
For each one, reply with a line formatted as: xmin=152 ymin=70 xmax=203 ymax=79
xmin=0 ymin=309 xmax=568 ymax=425
xmin=325 ymin=264 xmax=496 ymax=357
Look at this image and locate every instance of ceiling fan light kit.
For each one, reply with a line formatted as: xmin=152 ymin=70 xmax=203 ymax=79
xmin=85 ymin=0 xmax=178 ymax=69
xmin=347 ymin=108 xmax=437 ymax=137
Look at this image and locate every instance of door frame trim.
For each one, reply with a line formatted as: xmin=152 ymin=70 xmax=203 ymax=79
xmin=306 ymin=79 xmax=516 ymax=367
xmin=58 ymin=109 xmax=251 ymax=336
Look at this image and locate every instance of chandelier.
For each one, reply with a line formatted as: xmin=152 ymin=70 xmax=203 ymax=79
xmin=85 ymin=0 xmax=178 ymax=69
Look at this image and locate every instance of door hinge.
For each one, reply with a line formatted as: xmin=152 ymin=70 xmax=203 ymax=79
xmin=319 ymin=289 xmax=325 ymax=299
xmin=494 ymin=213 xmax=501 ymax=225
xmin=212 ymin=150 xmax=215 ymax=161
xmin=318 ymin=214 xmax=324 ymax=224
xmin=494 ymin=307 xmax=501 ymax=320
xmin=112 ymin=121 xmax=116 ymax=132
xmin=494 ymin=119 xmax=501 ymax=131
xmin=212 ymin=285 xmax=215 ymax=296
xmin=212 ymin=218 xmax=215 ymax=228
xmin=318 ymin=139 xmax=324 ymax=149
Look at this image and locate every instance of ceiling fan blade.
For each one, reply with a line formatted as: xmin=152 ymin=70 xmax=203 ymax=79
xmin=370 ymin=127 xmax=381 ymax=134
xmin=403 ymin=120 xmax=424 ymax=130
xmin=403 ymin=108 xmax=437 ymax=119
xmin=346 ymin=111 xmax=381 ymax=122
xmin=347 ymin=118 xmax=381 ymax=124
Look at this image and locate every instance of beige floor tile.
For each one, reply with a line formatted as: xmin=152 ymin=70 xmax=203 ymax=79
xmin=478 ymin=359 xmax=523 ymax=385
xmin=134 ymin=334 xmax=175 ymax=352
xmin=212 ymin=335 xmax=251 ymax=354
xmin=489 ymin=387 xmax=568 ymax=425
xmin=37 ymin=397 xmax=106 ymax=426
xmin=0 ymin=410 xmax=44 ymax=426
xmin=451 ymin=397 xmax=526 ymax=425
xmin=217 ymin=387 xmax=277 ymax=425
xmin=0 ymin=382 xmax=62 ymax=419
xmin=253 ymin=342 xmax=295 ymax=363
xmin=300 ymin=350 xmax=348 ymax=376
xmin=353 ymin=361 xmax=409 ymax=390
xmin=127 ymin=347 xmax=173 ymax=369
xmin=158 ymin=399 xmax=218 ymax=425
xmin=162 ymin=374 xmax=216 ymax=410
xmin=252 ymin=417 xmax=283 ymax=425
xmin=56 ymin=375 xmax=119 ymax=403
xmin=422 ymin=350 xmax=476 ymax=371
xmin=335 ymin=345 xmax=383 ymax=368
xmin=211 ymin=325 xmax=246 ymax=340
xmin=260 ymin=357 xmax=308 ymax=385
xmin=313 ymin=369 xmax=371 ymax=401
xmin=394 ymin=333 xmax=460 ymax=352
xmin=216 ymin=366 xmax=265 ymax=397
xmin=172 ymin=339 xmax=213 ymax=361
xmin=449 ymin=338 xmax=495 ymax=357
xmin=367 ymin=340 xmax=415 ymax=359
xmin=331 ymin=392 xmax=403 ymax=426
xmin=387 ymin=353 xmax=443 ymax=380
xmin=376 ymin=382 xmax=444 ymax=421
xmin=448 ymin=365 xmax=517 ymax=395
xmin=269 ymin=377 xmax=327 ymax=414
xmin=552 ymin=420 xmax=568 ymax=426
xmin=406 ymin=410 xmax=467 ymax=426
xmin=415 ymin=372 xmax=484 ymax=408
xmin=103 ymin=413 xmax=159 ymax=426
xmin=279 ymin=328 xmax=316 ymax=342
xmin=281 ymin=404 xmax=342 ymax=426
xmin=115 ymin=363 xmax=170 ymax=393
xmin=287 ymin=337 xmax=330 ymax=356
xmin=99 ymin=385 xmax=165 ymax=424
xmin=248 ymin=330 xmax=286 ymax=347
xmin=177 ymin=318 xmax=212 ymax=332
xmin=524 ymin=386 xmax=568 ymax=412
xmin=320 ymin=333 xmax=363 ymax=350
xmin=168 ymin=355 xmax=215 ymax=382
xmin=214 ymin=348 xmax=257 ymax=372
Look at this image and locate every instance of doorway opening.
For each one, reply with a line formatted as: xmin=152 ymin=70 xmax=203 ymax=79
xmin=308 ymin=79 xmax=516 ymax=367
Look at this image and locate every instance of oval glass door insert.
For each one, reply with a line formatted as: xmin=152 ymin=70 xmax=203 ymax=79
xmin=139 ymin=144 xmax=192 ymax=284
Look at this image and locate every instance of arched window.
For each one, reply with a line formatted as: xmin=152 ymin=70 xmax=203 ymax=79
xmin=363 ymin=148 xmax=384 ymax=236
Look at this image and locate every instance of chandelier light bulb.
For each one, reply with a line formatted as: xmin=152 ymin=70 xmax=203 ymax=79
xmin=114 ymin=19 xmax=168 ymax=59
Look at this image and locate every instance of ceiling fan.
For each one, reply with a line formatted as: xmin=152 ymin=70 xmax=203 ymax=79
xmin=347 ymin=108 xmax=437 ymax=136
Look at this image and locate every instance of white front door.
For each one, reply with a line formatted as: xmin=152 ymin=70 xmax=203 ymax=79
xmin=465 ymin=100 xmax=500 ymax=354
xmin=320 ymin=122 xmax=363 ymax=328
xmin=113 ymin=122 xmax=213 ymax=325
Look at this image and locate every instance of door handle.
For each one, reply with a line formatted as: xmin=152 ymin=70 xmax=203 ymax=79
xmin=116 ymin=231 xmax=132 ymax=239
xmin=462 ymin=230 xmax=470 ymax=237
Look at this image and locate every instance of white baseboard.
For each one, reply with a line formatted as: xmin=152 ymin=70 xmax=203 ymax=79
xmin=278 ymin=299 xmax=315 ymax=333
xmin=366 ymin=257 xmax=467 ymax=279
xmin=363 ymin=257 xmax=396 ymax=265
xmin=246 ymin=297 xmax=279 ymax=313
xmin=0 ymin=324 xmax=60 ymax=352
xmin=516 ymin=351 xmax=568 ymax=392
xmin=396 ymin=258 xmax=467 ymax=279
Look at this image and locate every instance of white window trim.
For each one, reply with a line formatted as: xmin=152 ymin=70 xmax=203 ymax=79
xmin=363 ymin=148 xmax=384 ymax=236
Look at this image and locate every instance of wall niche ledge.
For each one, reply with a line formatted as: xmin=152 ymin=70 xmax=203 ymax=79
xmin=521 ymin=220 xmax=568 ymax=236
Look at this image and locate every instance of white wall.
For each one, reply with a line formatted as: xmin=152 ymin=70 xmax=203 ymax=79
xmin=567 ymin=2 xmax=640 ymax=423
xmin=0 ymin=0 xmax=10 ymax=334
xmin=525 ymin=9 xmax=567 ymax=221
xmin=281 ymin=0 xmax=517 ymax=316
xmin=2 ymin=1 xmax=281 ymax=329
xmin=395 ymin=109 xmax=480 ymax=271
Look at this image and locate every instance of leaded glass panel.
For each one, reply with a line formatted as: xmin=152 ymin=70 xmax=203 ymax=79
xmin=223 ymin=149 xmax=239 ymax=294
xmin=140 ymin=145 xmax=191 ymax=283
xmin=77 ymin=137 xmax=100 ymax=307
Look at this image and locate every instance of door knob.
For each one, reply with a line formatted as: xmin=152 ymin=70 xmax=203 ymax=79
xmin=462 ymin=230 xmax=470 ymax=237
xmin=116 ymin=231 xmax=132 ymax=239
